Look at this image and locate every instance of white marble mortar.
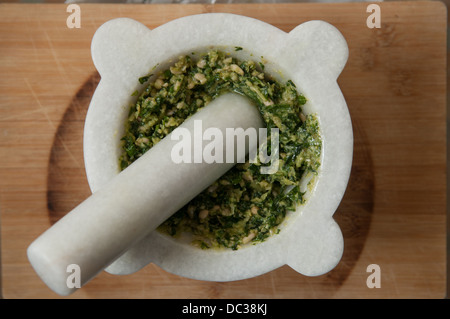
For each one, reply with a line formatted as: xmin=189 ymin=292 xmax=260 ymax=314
xmin=84 ymin=13 xmax=353 ymax=281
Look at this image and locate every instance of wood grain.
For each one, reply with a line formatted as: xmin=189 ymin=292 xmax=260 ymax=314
xmin=0 ymin=2 xmax=446 ymax=299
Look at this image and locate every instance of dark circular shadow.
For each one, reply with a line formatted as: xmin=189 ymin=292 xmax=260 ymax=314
xmin=322 ymin=116 xmax=375 ymax=286
xmin=46 ymin=71 xmax=374 ymax=296
xmin=47 ymin=71 xmax=100 ymax=225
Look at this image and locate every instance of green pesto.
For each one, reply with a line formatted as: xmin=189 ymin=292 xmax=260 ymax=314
xmin=120 ymin=50 xmax=322 ymax=250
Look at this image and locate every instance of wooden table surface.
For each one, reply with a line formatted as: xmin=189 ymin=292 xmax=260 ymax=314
xmin=0 ymin=1 xmax=447 ymax=299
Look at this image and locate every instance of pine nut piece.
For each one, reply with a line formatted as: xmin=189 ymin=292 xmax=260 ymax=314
xmin=199 ymin=209 xmax=209 ymax=219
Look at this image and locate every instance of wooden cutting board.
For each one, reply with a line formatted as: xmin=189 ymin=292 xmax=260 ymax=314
xmin=0 ymin=1 xmax=446 ymax=299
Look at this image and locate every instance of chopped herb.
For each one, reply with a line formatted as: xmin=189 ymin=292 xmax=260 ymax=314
xmin=235 ymin=46 xmax=243 ymax=51
xmin=138 ymin=74 xmax=153 ymax=84
xmin=120 ymin=50 xmax=322 ymax=250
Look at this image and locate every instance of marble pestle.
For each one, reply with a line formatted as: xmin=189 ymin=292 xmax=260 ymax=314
xmin=27 ymin=93 xmax=264 ymax=296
